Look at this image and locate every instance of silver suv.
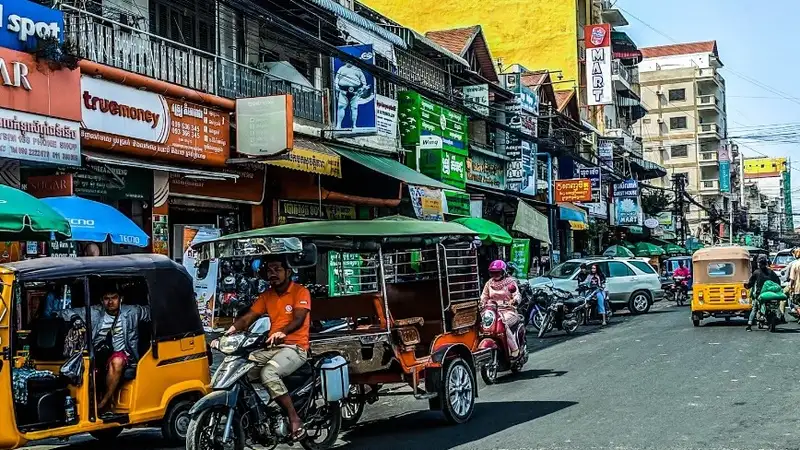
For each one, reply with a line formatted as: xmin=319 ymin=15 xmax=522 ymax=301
xmin=530 ymin=257 xmax=665 ymax=314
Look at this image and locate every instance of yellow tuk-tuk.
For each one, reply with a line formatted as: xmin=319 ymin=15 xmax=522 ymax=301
xmin=0 ymin=255 xmax=210 ymax=449
xmin=691 ymin=246 xmax=752 ymax=326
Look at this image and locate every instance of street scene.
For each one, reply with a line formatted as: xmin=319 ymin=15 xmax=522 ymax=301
xmin=1 ymin=0 xmax=798 ymax=449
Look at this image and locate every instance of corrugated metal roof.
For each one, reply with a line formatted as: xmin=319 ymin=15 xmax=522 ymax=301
xmin=308 ymin=0 xmax=407 ymax=49
xmin=641 ymin=41 xmax=718 ymax=59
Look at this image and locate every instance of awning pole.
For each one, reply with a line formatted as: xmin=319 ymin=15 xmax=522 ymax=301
xmin=318 ymin=174 xmax=323 ymax=219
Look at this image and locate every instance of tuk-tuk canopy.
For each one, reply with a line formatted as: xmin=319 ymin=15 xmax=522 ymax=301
xmin=1 ymin=255 xmax=202 ymax=340
xmin=215 ymin=218 xmax=476 ymax=239
xmin=691 ymin=246 xmax=751 ymax=284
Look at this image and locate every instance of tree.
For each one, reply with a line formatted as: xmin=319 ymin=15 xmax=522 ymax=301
xmin=640 ymin=189 xmax=673 ymax=217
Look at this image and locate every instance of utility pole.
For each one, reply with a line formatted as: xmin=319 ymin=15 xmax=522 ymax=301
xmin=672 ymin=173 xmax=687 ymax=246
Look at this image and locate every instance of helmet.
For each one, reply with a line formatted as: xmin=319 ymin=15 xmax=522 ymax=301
xmin=488 ymin=260 xmax=507 ymax=273
xmin=757 ymin=255 xmax=769 ymax=265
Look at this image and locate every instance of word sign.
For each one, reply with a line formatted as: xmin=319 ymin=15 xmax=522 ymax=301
xmin=0 ymin=1 xmax=64 ymax=51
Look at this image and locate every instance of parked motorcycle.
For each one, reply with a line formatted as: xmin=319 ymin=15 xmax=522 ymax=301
xmin=523 ymin=287 xmax=550 ymax=330
xmin=537 ymin=287 xmax=586 ymax=338
xmin=186 ymin=318 xmax=344 ymax=450
xmin=479 ymin=300 xmax=529 ymax=384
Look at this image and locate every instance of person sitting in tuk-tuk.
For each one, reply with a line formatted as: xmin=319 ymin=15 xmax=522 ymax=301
xmin=480 ymin=260 xmax=522 ymax=356
xmin=60 ymin=282 xmax=150 ymax=412
xmin=222 ymin=258 xmax=312 ymax=440
xmin=745 ymin=256 xmax=782 ymax=331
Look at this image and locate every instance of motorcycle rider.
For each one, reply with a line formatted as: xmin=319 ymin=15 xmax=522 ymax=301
xmin=745 ymin=255 xmax=781 ymax=331
xmin=480 ymin=260 xmax=522 ymax=357
xmin=673 ymin=261 xmax=691 ymax=299
xmin=221 ymin=258 xmax=311 ymax=440
xmin=587 ymin=264 xmax=608 ymax=325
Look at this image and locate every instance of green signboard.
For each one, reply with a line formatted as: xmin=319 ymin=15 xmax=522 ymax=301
xmin=328 ymin=251 xmax=363 ymax=297
xmin=444 ymin=190 xmax=471 ymax=216
xmin=784 ymin=170 xmax=794 ymax=230
xmin=510 ymin=239 xmax=531 ymax=276
xmin=418 ymin=148 xmax=467 ymax=189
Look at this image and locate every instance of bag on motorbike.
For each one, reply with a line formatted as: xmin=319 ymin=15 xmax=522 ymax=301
xmin=759 ymin=291 xmax=787 ymax=302
xmin=761 ymin=280 xmax=784 ymax=294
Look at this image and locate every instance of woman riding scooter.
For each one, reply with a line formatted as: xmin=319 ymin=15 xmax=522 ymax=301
xmin=480 ymin=260 xmax=522 ymax=357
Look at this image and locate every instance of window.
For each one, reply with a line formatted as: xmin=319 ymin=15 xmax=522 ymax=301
xmin=668 ymin=89 xmax=686 ymax=101
xmin=643 ymin=118 xmax=651 ymax=124
xmin=608 ymin=262 xmax=635 ymax=278
xmin=629 ymin=261 xmax=657 ymax=274
xmin=149 ymin=0 xmax=217 ymax=53
xmin=707 ymin=262 xmax=735 ymax=277
xmin=670 ymin=117 xmax=688 ymax=130
xmin=549 ymin=262 xmax=581 ymax=279
xmin=670 ymin=145 xmax=689 ymax=158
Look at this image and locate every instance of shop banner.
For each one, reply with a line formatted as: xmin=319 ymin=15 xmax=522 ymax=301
xmin=80 ymin=76 xmax=230 ymax=166
xmin=151 ymin=214 xmax=169 ymax=256
xmin=170 ymin=164 xmax=266 ymax=204
xmin=462 ymin=84 xmax=489 ymax=116
xmin=278 ymin=200 xmax=357 ymax=221
xmin=577 ymin=167 xmax=601 ymax=199
xmin=504 ymin=97 xmax=537 ymax=193
xmin=513 ymin=200 xmax=551 ymax=244
xmin=598 ymin=139 xmax=614 ymax=182
xmin=235 ymin=95 xmax=293 ymax=157
xmin=399 ymin=90 xmax=467 ymax=155
xmin=419 ymin=148 xmax=466 ymax=190
xmin=408 ymin=185 xmax=443 ymax=221
xmin=182 ymin=226 xmax=221 ymax=331
xmin=584 ymin=24 xmax=613 ymax=106
xmin=333 ymin=44 xmax=376 ymax=135
xmin=501 ymin=73 xmax=539 ymax=115
xmin=443 ymin=190 xmax=471 ymax=216
xmin=376 ymin=95 xmax=398 ymax=139
xmin=784 ymin=169 xmax=794 ymax=230
xmin=520 ymin=141 xmax=537 ymax=196
xmin=264 ymin=143 xmax=342 ymax=178
xmin=719 ymin=160 xmax=731 ymax=193
xmin=0 ymin=47 xmax=81 ymax=121
xmin=0 ymin=0 xmax=64 ymax=51
xmin=0 ymin=108 xmax=80 ymax=166
xmin=24 ymin=163 xmax=153 ymax=201
xmin=328 ymin=251 xmax=365 ymax=297
xmin=25 ymin=174 xmax=72 ymax=197
xmin=613 ymin=179 xmax=642 ymax=226
xmin=510 ymin=239 xmax=531 ymax=276
xmin=467 ymin=152 xmax=505 ymax=189
xmin=555 ymin=178 xmax=592 ymax=203
xmin=47 ymin=240 xmax=77 ymax=257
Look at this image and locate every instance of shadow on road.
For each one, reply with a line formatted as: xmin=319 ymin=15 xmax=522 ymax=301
xmin=339 ymin=400 xmax=576 ymax=449
xmin=494 ymin=368 xmax=568 ymax=384
xmin=30 ymin=430 xmax=173 ymax=450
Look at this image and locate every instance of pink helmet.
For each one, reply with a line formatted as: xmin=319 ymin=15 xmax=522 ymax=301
xmin=488 ymin=260 xmax=507 ymax=273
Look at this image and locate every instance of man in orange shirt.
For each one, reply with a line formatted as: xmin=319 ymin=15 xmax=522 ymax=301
xmin=225 ymin=258 xmax=311 ymax=439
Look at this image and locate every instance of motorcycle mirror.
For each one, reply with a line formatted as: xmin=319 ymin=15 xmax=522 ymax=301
xmin=286 ymin=243 xmax=318 ymax=269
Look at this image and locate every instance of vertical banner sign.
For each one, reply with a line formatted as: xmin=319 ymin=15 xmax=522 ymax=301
xmin=614 ymin=179 xmax=642 ymax=226
xmin=585 ymin=24 xmax=613 ymax=106
xmin=598 ymin=139 xmax=614 ymax=182
xmin=718 ymin=141 xmax=731 ymax=193
xmin=784 ymin=168 xmax=794 ymax=230
xmin=577 ymin=166 xmax=602 ymax=202
xmin=408 ymin=185 xmax=444 ymax=221
xmin=333 ymin=44 xmax=377 ymax=135
xmin=182 ymin=226 xmax=221 ymax=331
xmin=510 ymin=239 xmax=531 ymax=276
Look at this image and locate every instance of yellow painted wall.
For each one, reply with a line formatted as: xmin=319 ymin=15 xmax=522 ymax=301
xmin=365 ymin=0 xmax=581 ymax=84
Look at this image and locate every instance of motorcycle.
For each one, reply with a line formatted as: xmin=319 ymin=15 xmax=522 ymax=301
xmin=577 ymin=283 xmax=611 ymax=324
xmin=186 ymin=318 xmax=344 ymax=450
xmin=667 ymin=276 xmax=689 ymax=306
xmin=523 ymin=287 xmax=551 ymax=330
xmin=478 ymin=300 xmax=529 ymax=384
xmin=537 ymin=287 xmax=586 ymax=338
xmin=756 ymin=297 xmax=781 ymax=332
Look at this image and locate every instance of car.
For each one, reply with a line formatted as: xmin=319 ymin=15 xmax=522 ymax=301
xmin=529 ymin=257 xmax=665 ymax=315
xmin=772 ymin=250 xmax=794 ymax=284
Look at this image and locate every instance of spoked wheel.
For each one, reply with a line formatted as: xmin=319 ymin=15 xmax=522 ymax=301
xmin=531 ymin=310 xmax=546 ymax=331
xmin=564 ymin=310 xmax=583 ymax=334
xmin=301 ymin=402 xmax=342 ymax=450
xmin=441 ymin=358 xmax=476 ymax=424
xmin=186 ymin=407 xmax=245 ymax=450
xmin=341 ymin=384 xmax=366 ymax=429
xmin=480 ymin=349 xmax=499 ymax=384
xmin=538 ymin=313 xmax=552 ymax=338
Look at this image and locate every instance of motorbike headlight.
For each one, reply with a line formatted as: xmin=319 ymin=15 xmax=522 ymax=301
xmin=218 ymin=334 xmax=246 ymax=354
xmin=481 ymin=310 xmax=496 ymax=329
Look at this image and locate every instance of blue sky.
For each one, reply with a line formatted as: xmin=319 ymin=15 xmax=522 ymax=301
xmin=617 ymin=0 xmax=800 ymax=214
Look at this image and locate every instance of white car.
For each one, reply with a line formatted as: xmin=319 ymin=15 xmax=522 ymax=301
xmin=530 ymin=257 xmax=665 ymax=314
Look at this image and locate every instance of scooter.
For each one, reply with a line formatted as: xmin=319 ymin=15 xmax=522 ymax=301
xmin=671 ymin=276 xmax=689 ymax=306
xmin=478 ymin=300 xmax=528 ymax=384
xmin=756 ymin=297 xmax=782 ymax=332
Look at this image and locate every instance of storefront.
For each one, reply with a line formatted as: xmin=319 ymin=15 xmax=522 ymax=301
xmin=558 ymin=202 xmax=590 ymax=259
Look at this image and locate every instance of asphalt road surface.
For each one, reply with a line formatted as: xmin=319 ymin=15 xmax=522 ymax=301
xmin=25 ymin=301 xmax=800 ymax=450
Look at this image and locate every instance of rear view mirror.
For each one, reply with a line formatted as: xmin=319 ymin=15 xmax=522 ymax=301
xmin=287 ymin=243 xmax=317 ymax=269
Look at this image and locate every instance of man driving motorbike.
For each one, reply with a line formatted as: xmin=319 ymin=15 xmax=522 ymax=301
xmin=745 ymin=255 xmax=781 ymax=331
xmin=223 ymin=258 xmax=311 ymax=440
xmin=673 ymin=261 xmax=691 ymax=297
xmin=480 ymin=260 xmax=522 ymax=357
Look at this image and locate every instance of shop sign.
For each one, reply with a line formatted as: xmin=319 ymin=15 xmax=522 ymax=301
xmin=170 ymin=165 xmax=266 ymax=205
xmin=467 ymin=152 xmax=505 ymax=189
xmin=264 ymin=144 xmax=342 ymax=178
xmin=47 ymin=240 xmax=76 ymax=257
xmin=644 ymin=217 xmax=659 ymax=229
xmin=577 ymin=167 xmax=601 ymax=199
xmin=613 ymin=178 xmax=641 ymax=226
xmin=520 ymin=141 xmax=537 ymax=196
xmin=501 ymin=73 xmax=539 ymax=115
xmin=584 ymin=201 xmax=608 ymax=219
xmin=278 ymin=200 xmax=356 ymax=221
xmin=399 ymin=90 xmax=467 ymax=156
xmin=25 ymin=173 xmax=72 ymax=197
xmin=328 ymin=251 xmax=367 ymax=297
xmin=513 ymin=200 xmax=551 ymax=244
xmin=719 ymin=160 xmax=731 ymax=193
xmin=461 ymin=84 xmax=489 ymax=116
xmin=181 ymin=226 xmax=221 ymax=331
xmin=510 ymin=239 xmax=531 ymax=276
xmin=443 ymin=190 xmax=471 ymax=216
xmin=505 ymin=98 xmax=537 ymax=193
xmin=0 ymin=108 xmax=81 ymax=166
xmin=0 ymin=47 xmax=81 ymax=121
xmin=80 ymin=76 xmax=230 ymax=166
xmin=332 ymin=44 xmax=377 ymax=135
xmin=0 ymin=0 xmax=64 ymax=51
xmin=375 ymin=95 xmax=398 ymax=139
xmin=408 ymin=185 xmax=443 ymax=221
xmin=235 ymin=95 xmax=293 ymax=157
xmin=784 ymin=170 xmax=794 ymax=230
xmin=152 ymin=214 xmax=169 ymax=256
xmin=419 ymin=148 xmax=466 ymax=190
xmin=555 ymin=178 xmax=592 ymax=203
xmin=584 ymin=24 xmax=613 ymax=106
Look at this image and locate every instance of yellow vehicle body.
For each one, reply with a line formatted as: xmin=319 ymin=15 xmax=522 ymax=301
xmin=691 ymin=246 xmax=752 ymax=326
xmin=0 ymin=256 xmax=211 ymax=449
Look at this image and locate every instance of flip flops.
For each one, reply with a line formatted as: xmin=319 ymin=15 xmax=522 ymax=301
xmin=291 ymin=427 xmax=307 ymax=441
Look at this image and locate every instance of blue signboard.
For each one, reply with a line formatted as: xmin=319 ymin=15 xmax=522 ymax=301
xmin=719 ymin=161 xmax=731 ymax=193
xmin=614 ymin=179 xmax=641 ymax=226
xmin=332 ymin=44 xmax=376 ymax=135
xmin=0 ymin=0 xmax=64 ymax=52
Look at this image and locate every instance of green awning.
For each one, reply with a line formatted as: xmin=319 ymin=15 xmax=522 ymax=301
xmin=603 ymin=245 xmax=635 ymax=257
xmin=650 ymin=238 xmax=687 ymax=256
xmin=634 ymin=242 xmax=665 ymax=257
xmin=452 ymin=217 xmax=512 ymax=245
xmin=621 ymin=240 xmax=637 ymax=250
xmin=332 ymin=147 xmax=458 ymax=191
xmin=0 ymin=185 xmax=71 ymax=241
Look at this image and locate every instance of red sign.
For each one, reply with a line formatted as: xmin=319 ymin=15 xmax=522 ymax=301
xmin=585 ymin=24 xmax=611 ymax=49
xmin=0 ymin=47 xmax=82 ymax=122
xmin=25 ymin=174 xmax=74 ymax=198
xmin=555 ymin=178 xmax=593 ymax=203
xmin=169 ymin=164 xmax=265 ymax=204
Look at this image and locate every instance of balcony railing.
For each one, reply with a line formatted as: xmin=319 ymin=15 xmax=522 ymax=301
xmin=611 ymin=60 xmax=640 ymax=95
xmin=696 ymin=68 xmax=725 ymax=86
xmin=62 ymin=5 xmax=324 ymax=123
xmin=697 ymin=95 xmax=720 ymax=110
xmin=700 ymin=179 xmax=719 ymax=191
xmin=699 ymin=123 xmax=721 ymax=135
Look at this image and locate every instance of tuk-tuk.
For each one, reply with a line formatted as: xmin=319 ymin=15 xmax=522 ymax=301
xmin=0 ymin=255 xmax=210 ymax=449
xmin=193 ymin=219 xmax=493 ymax=427
xmin=691 ymin=246 xmax=752 ymax=326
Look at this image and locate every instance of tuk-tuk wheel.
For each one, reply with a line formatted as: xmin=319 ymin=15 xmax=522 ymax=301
xmin=161 ymin=399 xmax=194 ymax=445
xmin=90 ymin=427 xmax=123 ymax=441
xmin=440 ymin=358 xmax=476 ymax=425
xmin=692 ymin=319 xmax=700 ymax=327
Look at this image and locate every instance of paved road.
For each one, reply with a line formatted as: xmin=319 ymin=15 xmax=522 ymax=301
xmin=26 ymin=301 xmax=800 ymax=450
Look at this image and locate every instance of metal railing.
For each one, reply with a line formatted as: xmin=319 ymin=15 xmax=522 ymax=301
xmin=700 ymin=179 xmax=719 ymax=190
xmin=605 ymin=127 xmax=644 ymax=159
xmin=699 ymin=123 xmax=720 ymax=134
xmin=697 ymin=95 xmax=720 ymax=108
xmin=62 ymin=5 xmax=324 ymax=123
xmin=612 ymin=61 xmax=640 ymax=86
xmin=699 ymin=151 xmax=718 ymax=162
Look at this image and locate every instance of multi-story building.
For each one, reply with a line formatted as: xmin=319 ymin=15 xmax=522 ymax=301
xmin=638 ymin=41 xmax=735 ymax=236
xmin=743 ymin=157 xmax=791 ymax=233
